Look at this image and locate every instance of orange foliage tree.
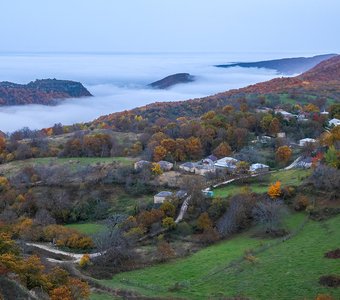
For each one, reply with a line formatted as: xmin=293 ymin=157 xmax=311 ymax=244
xmin=153 ymin=145 xmax=167 ymax=162
xmin=268 ymin=181 xmax=281 ymax=199
xmin=213 ymin=142 xmax=231 ymax=158
xmin=185 ymin=137 xmax=203 ymax=160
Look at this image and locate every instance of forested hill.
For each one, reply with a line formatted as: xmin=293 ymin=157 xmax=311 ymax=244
xmin=0 ymin=79 xmax=92 ymax=106
xmin=93 ymin=55 xmax=340 ymax=129
xmin=215 ymin=53 xmax=337 ymax=74
xmin=148 ymin=73 xmax=195 ymax=89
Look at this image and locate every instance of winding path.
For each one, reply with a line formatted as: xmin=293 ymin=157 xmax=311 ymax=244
xmin=25 ymin=242 xmax=103 ymax=262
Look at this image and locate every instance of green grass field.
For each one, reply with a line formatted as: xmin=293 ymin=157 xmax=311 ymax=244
xmin=110 ymin=193 xmax=154 ymax=215
xmin=99 ymin=213 xmax=340 ymax=299
xmin=214 ymin=169 xmax=311 ymax=198
xmin=90 ymin=292 xmax=118 ymax=300
xmin=0 ymin=156 xmax=136 ymax=176
xmin=65 ymin=222 xmax=107 ymax=235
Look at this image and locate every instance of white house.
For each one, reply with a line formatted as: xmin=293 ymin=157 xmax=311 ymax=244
xmin=275 ymin=109 xmax=296 ymax=120
xmin=329 ymin=118 xmax=340 ymax=127
xmin=299 ymin=138 xmax=316 ymax=147
xmin=214 ymin=157 xmax=239 ymax=170
xmin=154 ymin=191 xmax=173 ymax=204
xmin=250 ymin=163 xmax=269 ymax=173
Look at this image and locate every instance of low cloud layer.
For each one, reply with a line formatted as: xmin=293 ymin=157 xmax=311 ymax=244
xmin=0 ymin=53 xmax=282 ymax=132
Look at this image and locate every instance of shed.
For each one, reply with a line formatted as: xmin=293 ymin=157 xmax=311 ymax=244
xmin=202 ymin=190 xmax=214 ymax=198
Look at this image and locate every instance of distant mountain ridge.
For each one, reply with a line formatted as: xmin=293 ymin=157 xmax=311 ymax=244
xmin=0 ymin=79 xmax=92 ymax=106
xmin=216 ymin=54 xmax=338 ymax=75
xmin=148 ymin=73 xmax=195 ymax=89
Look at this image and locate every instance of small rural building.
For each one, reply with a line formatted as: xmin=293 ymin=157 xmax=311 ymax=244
xmin=299 ymin=138 xmax=316 ymax=147
xmin=179 ymin=162 xmax=196 ymax=173
xmin=158 ymin=160 xmax=174 ymax=171
xmin=202 ymin=190 xmax=214 ymax=198
xmin=214 ymin=157 xmax=239 ymax=170
xmin=134 ymin=160 xmax=151 ymax=170
xmin=329 ymin=118 xmax=340 ymax=127
xmin=277 ymin=132 xmax=286 ymax=138
xmin=250 ymin=163 xmax=269 ymax=173
xmin=154 ymin=191 xmax=173 ymax=204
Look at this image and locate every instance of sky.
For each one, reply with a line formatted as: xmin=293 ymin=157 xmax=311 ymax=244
xmin=1 ymin=0 xmax=339 ymax=54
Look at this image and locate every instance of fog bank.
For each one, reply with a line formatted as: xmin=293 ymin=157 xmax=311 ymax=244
xmin=0 ymin=52 xmax=291 ymax=132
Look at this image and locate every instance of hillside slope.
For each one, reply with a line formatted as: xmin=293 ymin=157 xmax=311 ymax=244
xmin=0 ymin=78 xmax=92 ymax=106
xmin=94 ymin=55 xmax=340 ymax=127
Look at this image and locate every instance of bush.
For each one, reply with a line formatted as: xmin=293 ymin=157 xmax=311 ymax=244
xmin=315 ymin=294 xmax=334 ymax=300
xmin=162 ymin=217 xmax=176 ymax=229
xmin=252 ymin=199 xmax=288 ymax=237
xmin=294 ymin=195 xmax=309 ymax=211
xmin=79 ymin=254 xmax=91 ymax=268
xmin=216 ymin=194 xmax=255 ymax=237
xmin=175 ymin=222 xmax=192 ymax=236
xmin=325 ymin=249 xmax=340 ymax=259
xmin=319 ymin=275 xmax=340 ymax=287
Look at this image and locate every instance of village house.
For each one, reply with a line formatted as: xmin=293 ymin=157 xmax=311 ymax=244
xmin=179 ymin=160 xmax=216 ymax=176
xmin=275 ymin=109 xmax=296 ymax=121
xmin=154 ymin=191 xmax=173 ymax=204
xmin=329 ymin=118 xmax=340 ymax=127
xmin=250 ymin=163 xmax=270 ymax=173
xmin=299 ymin=138 xmax=316 ymax=147
xmin=158 ymin=160 xmax=174 ymax=171
xmin=154 ymin=190 xmax=188 ymax=204
xmin=214 ymin=157 xmax=239 ymax=171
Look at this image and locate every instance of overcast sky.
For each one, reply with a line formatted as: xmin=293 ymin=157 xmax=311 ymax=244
xmin=0 ymin=0 xmax=339 ymax=53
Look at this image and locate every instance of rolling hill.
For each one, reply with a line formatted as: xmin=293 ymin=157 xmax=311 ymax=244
xmin=148 ymin=73 xmax=195 ymax=89
xmin=0 ymin=78 xmax=92 ymax=106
